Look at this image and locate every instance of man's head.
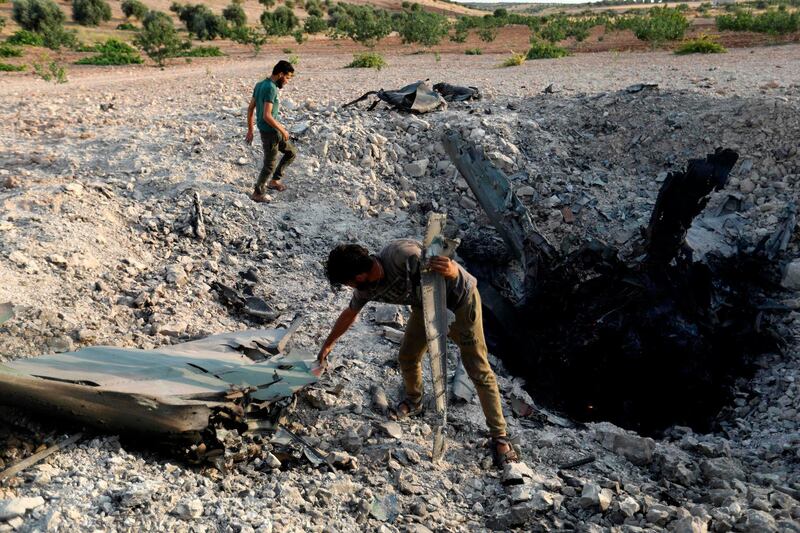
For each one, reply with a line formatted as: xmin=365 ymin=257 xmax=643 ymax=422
xmin=271 ymin=60 xmax=295 ymax=88
xmin=326 ymin=244 xmax=377 ymax=289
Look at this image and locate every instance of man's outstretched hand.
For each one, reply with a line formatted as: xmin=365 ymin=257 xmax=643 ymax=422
xmin=427 ymin=256 xmax=459 ymax=280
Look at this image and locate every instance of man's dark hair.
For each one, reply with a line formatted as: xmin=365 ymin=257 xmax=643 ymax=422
xmin=326 ymin=244 xmax=373 ymax=287
xmin=272 ymin=60 xmax=295 ymax=76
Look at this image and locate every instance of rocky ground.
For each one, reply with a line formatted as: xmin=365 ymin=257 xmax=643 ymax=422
xmin=1 ymin=47 xmax=799 ymax=532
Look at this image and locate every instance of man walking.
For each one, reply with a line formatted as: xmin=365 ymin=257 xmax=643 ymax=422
xmin=317 ymin=240 xmax=519 ymax=467
xmin=246 ymin=60 xmax=297 ymax=202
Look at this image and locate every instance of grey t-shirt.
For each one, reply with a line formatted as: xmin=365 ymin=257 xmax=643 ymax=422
xmin=348 ymin=239 xmax=477 ymax=312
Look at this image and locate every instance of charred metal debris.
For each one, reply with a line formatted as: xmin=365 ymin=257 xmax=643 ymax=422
xmin=0 ymin=322 xmax=321 ymax=467
xmin=343 ymin=80 xmax=481 ymax=114
xmin=444 ymin=130 xmax=795 ymax=436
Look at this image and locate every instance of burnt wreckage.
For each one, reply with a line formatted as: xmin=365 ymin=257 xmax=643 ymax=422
xmin=443 ymin=130 xmax=794 ymax=436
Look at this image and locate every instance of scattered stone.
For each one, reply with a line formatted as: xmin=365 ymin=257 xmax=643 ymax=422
xmin=501 ymin=462 xmax=535 ymax=486
xmin=782 ymin=259 xmax=800 ymax=290
xmin=379 ymin=422 xmax=402 ymax=439
xmin=671 ymin=516 xmax=708 ymax=533
xmin=594 ymin=423 xmax=656 ymax=465
xmin=0 ymin=497 xmax=45 ymax=521
xmin=579 ymin=483 xmax=612 ymax=511
xmin=374 ymin=304 xmax=404 ymax=327
xmin=173 ymin=498 xmax=203 ymax=520
xmin=405 ymin=159 xmax=429 ymax=178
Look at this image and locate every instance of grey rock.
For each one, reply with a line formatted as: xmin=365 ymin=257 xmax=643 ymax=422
xmin=670 ymin=516 xmax=708 ymax=533
xmin=379 ymin=421 xmax=402 ymax=439
xmin=594 ymin=423 xmax=656 ymax=465
xmin=174 ymin=498 xmax=204 ymax=520
xmin=618 ymin=495 xmax=640 ymax=517
xmin=374 ymin=304 xmax=404 ymax=327
xmin=0 ymin=497 xmax=45 ymax=521
xmin=501 ymin=462 xmax=535 ymax=486
xmin=405 ymin=159 xmax=429 ymax=178
xmin=700 ymin=457 xmax=746 ymax=483
xmin=580 ymin=483 xmax=612 ymax=511
xmin=782 ymin=259 xmax=800 ymax=290
xmin=736 ymin=509 xmax=777 ymax=532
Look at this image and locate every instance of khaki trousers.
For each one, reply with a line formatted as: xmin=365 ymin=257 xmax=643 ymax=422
xmin=398 ymin=288 xmax=507 ymax=437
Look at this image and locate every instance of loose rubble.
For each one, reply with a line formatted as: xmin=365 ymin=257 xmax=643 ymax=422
xmin=0 ymin=48 xmax=799 ymax=531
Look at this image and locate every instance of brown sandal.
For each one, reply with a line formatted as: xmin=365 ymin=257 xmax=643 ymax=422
xmin=390 ymin=399 xmax=423 ymax=420
xmin=267 ymin=181 xmax=286 ymax=192
xmin=490 ymin=436 xmax=520 ymax=467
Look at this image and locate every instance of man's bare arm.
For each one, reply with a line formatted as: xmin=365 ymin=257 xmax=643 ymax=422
xmin=245 ymin=97 xmax=256 ymax=144
xmin=263 ymin=102 xmax=290 ymax=141
xmin=317 ymin=306 xmax=360 ymax=364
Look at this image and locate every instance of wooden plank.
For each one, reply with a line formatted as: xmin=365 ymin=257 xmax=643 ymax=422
xmin=0 ymin=433 xmax=83 ymax=483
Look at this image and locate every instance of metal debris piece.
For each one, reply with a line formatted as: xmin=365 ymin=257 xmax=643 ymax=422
xmin=0 ymin=327 xmax=318 ymax=459
xmin=452 ymin=359 xmax=476 ymax=403
xmin=443 ymin=129 xmax=554 ymax=305
xmin=625 ymin=83 xmax=658 ymax=93
xmin=212 ymin=281 xmax=278 ymax=323
xmin=343 ymin=80 xmax=446 ymax=114
xmin=421 ymin=212 xmax=457 ymax=461
xmin=0 ymin=433 xmax=83 ymax=483
xmin=191 ymin=192 xmax=207 ymax=241
xmin=558 ymin=455 xmax=596 ymax=471
xmin=265 ymin=314 xmax=303 ymax=355
xmin=432 ymin=83 xmax=481 ymax=102
xmin=0 ymin=303 xmax=12 ymax=326
xmin=274 ymin=424 xmax=328 ymax=466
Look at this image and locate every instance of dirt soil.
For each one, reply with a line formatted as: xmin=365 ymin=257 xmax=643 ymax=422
xmin=1 ymin=46 xmax=800 ymax=532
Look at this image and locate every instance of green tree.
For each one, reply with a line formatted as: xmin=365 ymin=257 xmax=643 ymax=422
xmin=397 ymin=9 xmax=449 ymax=47
xmin=12 ymin=0 xmax=65 ymax=32
xmin=171 ymin=2 xmax=228 ymax=40
xmin=332 ymin=5 xmax=391 ymax=47
xmin=230 ymin=24 xmax=267 ymax=55
xmin=222 ymin=2 xmax=246 ymax=26
xmin=134 ymin=10 xmax=182 ymax=66
xmin=72 ymin=0 xmax=112 ymax=26
xmin=303 ymin=14 xmax=326 ymax=33
xmin=258 ymin=0 xmax=275 ymax=8
xmin=121 ymin=0 xmax=147 ymax=20
xmin=260 ymin=5 xmax=297 ymax=36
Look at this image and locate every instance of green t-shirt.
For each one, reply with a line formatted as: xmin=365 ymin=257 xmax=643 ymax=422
xmin=253 ymin=78 xmax=280 ymax=133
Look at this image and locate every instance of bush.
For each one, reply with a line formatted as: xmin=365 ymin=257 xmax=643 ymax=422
xmin=288 ymin=53 xmax=299 ymax=64
xmin=330 ymin=4 xmax=392 ymax=47
xmin=345 ymin=51 xmax=385 ymax=69
xmin=609 ymin=7 xmax=689 ymax=43
xmin=117 ymin=22 xmax=136 ymax=30
xmin=397 ymin=9 xmax=449 ymax=47
xmin=40 ymin=24 xmax=78 ymax=49
xmin=303 ymin=14 xmax=326 ymax=33
xmin=306 ymin=5 xmax=322 ymax=17
xmin=260 ymin=5 xmax=298 ymax=36
xmin=293 ymin=28 xmax=306 ymax=43
xmin=134 ymin=10 xmax=183 ymax=66
xmin=717 ymin=9 xmax=799 ymax=34
xmin=121 ymin=0 xmax=147 ymax=20
xmin=72 ymin=0 xmax=112 ymax=26
xmin=674 ymin=35 xmax=727 ymax=54
xmin=477 ymin=25 xmax=498 ymax=42
xmin=33 ymin=58 xmax=66 ymax=81
xmin=229 ymin=24 xmax=267 ymax=54
xmin=222 ymin=2 xmax=246 ymax=26
xmin=7 ymin=29 xmax=45 ymax=45
xmin=12 ymin=0 xmax=65 ymax=32
xmin=284 ymin=0 xmax=294 ymax=8
xmin=171 ymin=3 xmax=229 ymax=40
xmin=500 ymin=51 xmax=526 ymax=67
xmin=0 ymin=43 xmax=23 ymax=57
xmin=0 ymin=62 xmax=26 ymax=71
xmin=75 ymin=37 xmax=144 ymax=63
xmin=258 ymin=0 xmax=275 ymax=7
xmin=179 ymin=44 xmax=223 ymax=56
xmin=464 ymin=47 xmax=481 ymax=55
xmin=527 ymin=39 xmax=570 ymax=59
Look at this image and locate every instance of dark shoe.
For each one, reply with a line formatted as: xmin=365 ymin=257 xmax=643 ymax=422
xmin=251 ymin=192 xmax=271 ymax=203
xmin=389 ymin=399 xmax=423 ymax=420
xmin=490 ymin=435 xmax=520 ymax=468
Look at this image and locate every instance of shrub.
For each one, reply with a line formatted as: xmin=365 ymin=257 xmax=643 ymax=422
xmin=258 ymin=0 xmax=275 ymax=7
xmin=306 ymin=6 xmax=322 ymax=17
xmin=345 ymin=51 xmax=385 ymax=69
xmin=500 ymin=51 xmax=525 ymax=67
xmin=121 ymin=0 xmax=147 ymax=20
xmin=179 ymin=44 xmax=223 ymax=56
xmin=303 ymin=14 xmax=326 ymax=33
xmin=6 ymin=29 xmax=44 ymax=45
xmin=72 ymin=0 xmax=112 ymax=26
xmin=450 ymin=26 xmax=467 ymax=42
xmin=477 ymin=25 xmax=498 ymax=42
xmin=464 ymin=47 xmax=481 ymax=55
xmin=717 ymin=9 xmax=799 ymax=34
xmin=12 ymin=0 xmax=64 ymax=32
xmin=0 ymin=62 xmax=26 ymax=71
xmin=135 ymin=10 xmax=183 ymax=66
xmin=0 ymin=43 xmax=23 ymax=57
xmin=527 ymin=39 xmax=570 ymax=59
xmin=117 ymin=22 xmax=136 ymax=30
xmin=282 ymin=47 xmax=292 ymax=52
xmin=609 ymin=7 xmax=689 ymax=43
xmin=40 ymin=25 xmax=78 ymax=49
xmin=284 ymin=0 xmax=294 ymax=8
xmin=171 ymin=3 xmax=229 ymax=40
xmin=75 ymin=37 xmax=144 ymax=63
xmin=293 ymin=28 xmax=306 ymax=43
xmin=229 ymin=24 xmax=267 ymax=54
xmin=260 ymin=5 xmax=298 ymax=36
xmin=397 ymin=9 xmax=449 ymax=47
xmin=330 ymin=4 xmax=392 ymax=47
xmin=222 ymin=2 xmax=246 ymax=26
xmin=674 ymin=35 xmax=727 ymax=54
xmin=33 ymin=58 xmax=66 ymax=81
